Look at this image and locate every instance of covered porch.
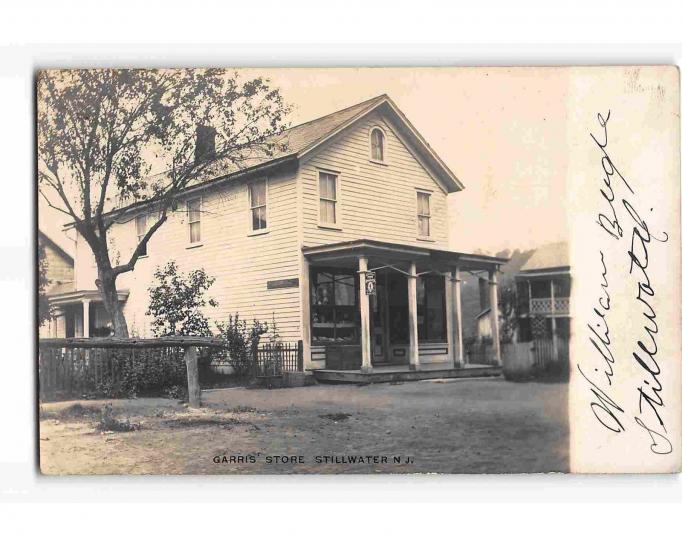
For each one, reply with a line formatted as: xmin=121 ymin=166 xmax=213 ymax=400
xmin=302 ymin=239 xmax=507 ymax=380
xmin=46 ymin=289 xmax=129 ymax=338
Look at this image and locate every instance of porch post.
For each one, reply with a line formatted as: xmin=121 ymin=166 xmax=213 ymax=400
xmin=82 ymin=299 xmax=90 ymax=338
xmin=50 ymin=307 xmax=58 ymax=337
xmin=453 ymin=265 xmax=464 ymax=368
xmin=408 ymin=261 xmax=420 ymax=370
xmin=445 ymin=272 xmax=455 ymax=366
xmin=358 ymin=256 xmax=372 ymax=372
xmin=300 ymin=255 xmax=312 ymax=370
xmin=488 ymin=270 xmax=502 ymax=365
xmin=549 ymin=278 xmax=558 ymax=360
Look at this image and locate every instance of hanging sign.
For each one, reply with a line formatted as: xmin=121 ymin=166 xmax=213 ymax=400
xmin=364 ymin=271 xmax=376 ymax=296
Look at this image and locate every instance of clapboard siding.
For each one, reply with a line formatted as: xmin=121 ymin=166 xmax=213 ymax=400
xmin=299 ymin=112 xmax=450 ymax=248
xmin=73 ymin=170 xmax=302 ymax=341
xmin=70 ymin=108 xmax=455 ymax=349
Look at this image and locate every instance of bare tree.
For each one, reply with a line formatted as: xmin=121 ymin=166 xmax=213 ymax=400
xmin=37 ymin=69 xmax=290 ymax=337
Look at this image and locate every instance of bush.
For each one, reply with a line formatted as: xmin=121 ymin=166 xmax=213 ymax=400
xmin=215 ymin=314 xmax=268 ymax=377
xmin=146 ymin=261 xmax=218 ymax=337
xmin=93 ymin=347 xmax=187 ymax=398
xmin=96 ymin=403 xmax=140 ymax=432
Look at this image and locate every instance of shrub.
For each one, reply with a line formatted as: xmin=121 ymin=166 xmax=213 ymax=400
xmin=93 ymin=347 xmax=187 ymax=398
xmin=215 ymin=314 xmax=268 ymax=377
xmin=146 ymin=261 xmax=218 ymax=337
xmin=96 ymin=403 xmax=141 ymax=432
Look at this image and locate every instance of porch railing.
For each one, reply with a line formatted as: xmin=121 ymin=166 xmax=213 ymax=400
xmin=529 ymin=297 xmax=570 ymax=315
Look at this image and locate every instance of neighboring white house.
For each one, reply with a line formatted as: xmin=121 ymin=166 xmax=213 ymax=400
xmin=49 ymin=94 xmax=507 ymax=371
xmin=515 ymin=241 xmax=571 ymax=344
xmin=476 ymin=242 xmax=571 ymax=343
xmin=39 ymin=230 xmax=75 ymax=338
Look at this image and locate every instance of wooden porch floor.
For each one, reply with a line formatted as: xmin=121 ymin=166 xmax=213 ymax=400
xmin=312 ymin=362 xmax=502 ymax=384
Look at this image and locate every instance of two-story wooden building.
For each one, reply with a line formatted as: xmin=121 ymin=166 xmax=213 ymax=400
xmin=51 ymin=94 xmax=506 ymax=373
xmin=515 ymin=241 xmax=571 ymax=346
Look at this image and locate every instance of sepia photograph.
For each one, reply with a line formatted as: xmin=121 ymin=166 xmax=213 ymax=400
xmin=35 ymin=66 xmax=680 ymax=476
xmin=4 ymin=2 xmax=682 ymax=544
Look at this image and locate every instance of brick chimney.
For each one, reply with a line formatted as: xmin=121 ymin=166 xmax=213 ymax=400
xmin=194 ymin=125 xmax=216 ymax=164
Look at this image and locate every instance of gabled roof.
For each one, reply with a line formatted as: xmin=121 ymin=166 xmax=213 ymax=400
xmin=518 ymin=241 xmax=569 ymax=274
xmin=38 ymin=229 xmax=74 ymax=265
xmin=98 ymin=94 xmax=464 ymax=222
xmin=201 ymin=93 xmax=463 ymax=192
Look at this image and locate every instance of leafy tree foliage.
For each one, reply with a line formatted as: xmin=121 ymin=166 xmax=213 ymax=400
xmin=38 ymin=239 xmax=51 ymax=327
xmin=38 ymin=69 xmax=290 ymax=336
xmin=498 ymin=285 xmax=519 ymax=344
xmin=146 ymin=261 xmax=218 ymax=337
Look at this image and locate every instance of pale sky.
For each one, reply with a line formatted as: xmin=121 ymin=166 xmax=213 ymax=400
xmin=39 ymin=67 xmax=570 ymax=255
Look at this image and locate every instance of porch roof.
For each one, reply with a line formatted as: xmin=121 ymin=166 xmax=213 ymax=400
xmin=48 ymin=289 xmax=129 ymax=306
xmin=302 ymin=239 xmax=507 ymax=272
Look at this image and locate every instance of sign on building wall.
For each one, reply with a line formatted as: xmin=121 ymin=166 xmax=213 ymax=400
xmin=266 ymin=278 xmax=299 ymax=290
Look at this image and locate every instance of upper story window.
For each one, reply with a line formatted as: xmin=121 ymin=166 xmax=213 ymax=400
xmin=416 ymin=191 xmax=431 ymax=238
xmin=135 ymin=214 xmax=147 ymax=256
xmin=187 ymin=198 xmax=202 ymax=244
xmin=249 ymin=179 xmax=267 ymax=231
xmin=319 ymin=171 xmax=338 ymax=225
xmin=370 ymin=127 xmax=385 ymax=162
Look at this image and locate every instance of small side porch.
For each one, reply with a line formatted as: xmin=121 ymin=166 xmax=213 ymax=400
xmin=46 ymin=289 xmax=129 ymax=338
xmin=302 ymin=239 xmax=508 ymax=381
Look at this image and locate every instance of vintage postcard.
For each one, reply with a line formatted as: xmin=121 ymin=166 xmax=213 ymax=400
xmin=36 ymin=66 xmax=681 ymax=474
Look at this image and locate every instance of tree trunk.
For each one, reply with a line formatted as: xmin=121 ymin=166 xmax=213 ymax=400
xmin=96 ymin=271 xmax=129 ymax=338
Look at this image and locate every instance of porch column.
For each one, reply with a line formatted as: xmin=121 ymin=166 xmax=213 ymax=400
xmin=50 ymin=307 xmax=58 ymax=337
xmin=445 ymin=272 xmax=455 ymax=365
xmin=408 ymin=261 xmax=420 ymax=370
xmin=299 ymin=255 xmax=312 ymax=370
xmin=488 ymin=270 xmax=502 ymax=365
xmin=82 ymin=299 xmax=90 ymax=338
xmin=358 ymin=256 xmax=372 ymax=372
xmin=549 ymin=278 xmax=558 ymax=360
xmin=453 ymin=266 xmax=464 ymax=367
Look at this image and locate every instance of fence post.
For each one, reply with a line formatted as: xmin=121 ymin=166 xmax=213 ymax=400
xmin=251 ymin=343 xmax=259 ymax=379
xmin=185 ymin=346 xmax=201 ymax=408
xmin=297 ymin=340 xmax=304 ymax=372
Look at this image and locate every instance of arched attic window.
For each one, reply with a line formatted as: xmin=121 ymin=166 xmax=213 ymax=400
xmin=370 ymin=127 xmax=386 ymax=162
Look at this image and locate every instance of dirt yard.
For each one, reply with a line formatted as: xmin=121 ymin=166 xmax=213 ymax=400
xmin=39 ymin=378 xmax=569 ymax=475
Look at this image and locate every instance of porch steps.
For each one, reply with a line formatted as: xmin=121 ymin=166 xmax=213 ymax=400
xmin=311 ymin=365 xmax=502 ymax=384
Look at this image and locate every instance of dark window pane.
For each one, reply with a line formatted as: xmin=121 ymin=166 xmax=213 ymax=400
xmin=371 ymin=128 xmax=384 ymax=161
xmin=252 ymin=206 xmax=267 ymax=231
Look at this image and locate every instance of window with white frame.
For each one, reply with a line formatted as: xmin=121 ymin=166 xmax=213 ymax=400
xmin=370 ymin=127 xmax=385 ymax=162
xmin=135 ymin=214 xmax=147 ymax=256
xmin=417 ymin=191 xmax=431 ymax=238
xmin=319 ymin=171 xmax=338 ymax=225
xmin=187 ymin=198 xmax=202 ymax=244
xmin=249 ymin=179 xmax=267 ymax=231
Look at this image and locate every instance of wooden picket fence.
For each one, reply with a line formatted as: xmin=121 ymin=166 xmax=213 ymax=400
xmin=253 ymin=340 xmax=304 ymax=377
xmin=38 ymin=337 xmax=224 ymax=403
xmin=502 ymin=337 xmax=570 ymax=380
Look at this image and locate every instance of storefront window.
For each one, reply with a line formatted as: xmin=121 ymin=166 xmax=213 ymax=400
xmin=311 ymin=269 xmax=358 ymax=343
xmin=389 ymin=274 xmax=446 ymax=343
xmin=418 ymin=275 xmax=446 ymax=342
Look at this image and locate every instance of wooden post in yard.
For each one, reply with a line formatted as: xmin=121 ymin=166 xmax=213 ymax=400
xmin=297 ymin=339 xmax=304 ymax=372
xmin=185 ymin=346 xmax=201 ymax=408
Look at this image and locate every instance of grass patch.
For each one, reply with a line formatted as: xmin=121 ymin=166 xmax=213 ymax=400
xmin=225 ymin=405 xmax=259 ymax=413
xmin=96 ymin=404 xmax=141 ymax=432
xmin=164 ymin=417 xmax=249 ymax=429
xmin=319 ymin=412 xmax=352 ymax=422
xmin=40 ymin=403 xmax=100 ymax=421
